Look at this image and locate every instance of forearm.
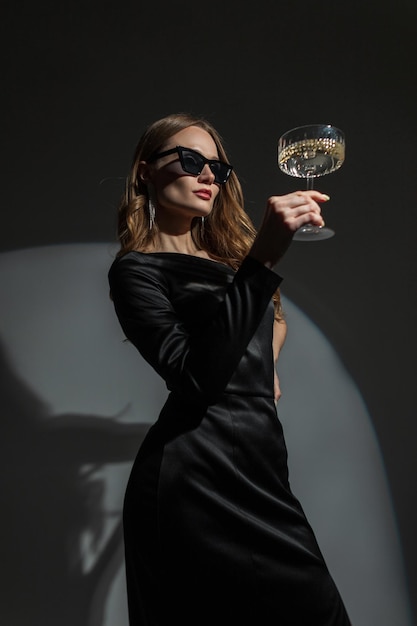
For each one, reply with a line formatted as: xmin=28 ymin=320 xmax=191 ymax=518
xmin=273 ymin=319 xmax=287 ymax=363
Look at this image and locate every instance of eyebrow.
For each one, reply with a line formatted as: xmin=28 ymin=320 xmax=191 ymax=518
xmin=188 ymin=147 xmax=220 ymax=160
xmin=164 ymin=146 xmax=220 ymax=161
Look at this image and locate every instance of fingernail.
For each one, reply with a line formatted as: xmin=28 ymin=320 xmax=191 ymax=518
xmin=321 ymin=194 xmax=330 ymax=201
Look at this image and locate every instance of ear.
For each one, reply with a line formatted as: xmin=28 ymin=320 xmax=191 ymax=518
xmin=137 ymin=160 xmax=151 ymax=183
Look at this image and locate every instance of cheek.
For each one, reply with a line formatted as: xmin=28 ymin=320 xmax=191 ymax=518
xmin=156 ymin=177 xmax=191 ymax=207
xmin=153 ymin=169 xmax=187 ymax=198
xmin=154 ymin=164 xmax=184 ymax=188
xmin=210 ymin=186 xmax=221 ymax=207
xmin=212 ymin=186 xmax=220 ymax=200
xmin=153 ymin=167 xmax=221 ymax=209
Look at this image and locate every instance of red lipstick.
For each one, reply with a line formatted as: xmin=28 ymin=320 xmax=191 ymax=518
xmin=194 ymin=189 xmax=212 ymax=200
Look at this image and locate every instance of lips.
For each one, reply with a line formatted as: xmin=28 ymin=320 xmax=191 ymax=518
xmin=194 ymin=189 xmax=212 ymax=200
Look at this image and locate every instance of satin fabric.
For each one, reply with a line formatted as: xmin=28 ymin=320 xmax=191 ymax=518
xmin=108 ymin=252 xmax=351 ymax=626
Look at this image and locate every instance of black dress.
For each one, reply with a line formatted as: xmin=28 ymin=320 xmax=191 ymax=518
xmin=108 ymin=251 xmax=351 ymax=626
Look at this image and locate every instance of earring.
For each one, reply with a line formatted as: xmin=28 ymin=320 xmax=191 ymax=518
xmin=200 ymin=216 xmax=205 ymax=235
xmin=148 ymin=196 xmax=156 ymax=229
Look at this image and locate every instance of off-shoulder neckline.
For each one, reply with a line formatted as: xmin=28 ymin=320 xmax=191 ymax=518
xmin=128 ymin=250 xmax=234 ymax=270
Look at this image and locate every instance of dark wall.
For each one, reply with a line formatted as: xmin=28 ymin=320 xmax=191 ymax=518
xmin=3 ymin=0 xmax=417 ymax=622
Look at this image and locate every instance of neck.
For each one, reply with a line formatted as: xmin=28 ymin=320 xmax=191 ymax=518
xmin=147 ymin=212 xmax=208 ymax=257
xmin=156 ymin=231 xmax=200 ymax=255
xmin=150 ymin=218 xmax=207 ymax=256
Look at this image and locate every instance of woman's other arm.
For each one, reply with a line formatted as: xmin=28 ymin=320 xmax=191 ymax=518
xmin=273 ymin=318 xmax=287 ymax=402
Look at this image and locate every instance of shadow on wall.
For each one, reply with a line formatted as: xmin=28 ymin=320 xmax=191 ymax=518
xmin=0 ymin=336 xmax=149 ymax=626
xmin=0 ymin=243 xmax=412 ymax=626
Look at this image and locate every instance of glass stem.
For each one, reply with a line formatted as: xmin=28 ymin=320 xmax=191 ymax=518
xmin=303 ymin=174 xmax=315 ymax=232
xmin=306 ymin=175 xmax=314 ymax=191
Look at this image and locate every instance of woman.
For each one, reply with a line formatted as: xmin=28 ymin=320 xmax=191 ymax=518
xmin=108 ymin=112 xmax=351 ymax=625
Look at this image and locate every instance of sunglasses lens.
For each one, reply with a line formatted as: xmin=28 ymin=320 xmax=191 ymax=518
xmin=209 ymin=162 xmax=230 ymax=184
xmin=180 ymin=148 xmax=231 ymax=184
xmin=181 ymin=150 xmax=204 ymax=175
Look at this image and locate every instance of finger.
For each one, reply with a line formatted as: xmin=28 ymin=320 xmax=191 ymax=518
xmin=292 ymin=190 xmax=330 ymax=205
xmin=272 ymin=199 xmax=323 ymax=223
xmin=265 ymin=193 xmax=326 ymax=231
xmin=286 ymin=201 xmax=322 ymax=219
xmin=268 ymin=192 xmax=328 ymax=212
xmin=291 ymin=212 xmax=325 ymax=229
xmin=282 ymin=202 xmax=325 ymax=229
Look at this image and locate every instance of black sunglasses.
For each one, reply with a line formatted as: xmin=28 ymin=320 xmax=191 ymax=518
xmin=147 ymin=146 xmax=233 ymax=184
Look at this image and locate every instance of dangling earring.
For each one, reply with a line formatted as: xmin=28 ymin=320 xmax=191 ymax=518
xmin=200 ymin=216 xmax=205 ymax=236
xmin=148 ymin=196 xmax=156 ymax=230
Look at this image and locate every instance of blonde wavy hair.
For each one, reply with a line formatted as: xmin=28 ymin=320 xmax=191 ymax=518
xmin=116 ymin=112 xmax=283 ymax=320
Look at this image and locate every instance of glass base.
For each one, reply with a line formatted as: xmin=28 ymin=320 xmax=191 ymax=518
xmin=293 ymin=224 xmax=335 ymax=241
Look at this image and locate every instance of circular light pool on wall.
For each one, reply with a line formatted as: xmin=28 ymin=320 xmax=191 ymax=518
xmin=0 ymin=244 xmax=412 ymax=626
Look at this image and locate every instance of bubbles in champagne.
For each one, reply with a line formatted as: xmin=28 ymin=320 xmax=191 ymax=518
xmin=278 ymin=138 xmax=345 ymax=178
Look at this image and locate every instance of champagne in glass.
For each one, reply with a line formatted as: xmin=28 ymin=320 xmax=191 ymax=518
xmin=278 ymin=124 xmax=345 ymax=240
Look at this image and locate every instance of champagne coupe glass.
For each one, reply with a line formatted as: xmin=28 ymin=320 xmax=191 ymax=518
xmin=277 ymin=124 xmax=345 ymax=241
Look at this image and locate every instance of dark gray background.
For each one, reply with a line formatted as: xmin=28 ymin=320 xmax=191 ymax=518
xmin=2 ymin=0 xmax=416 ymax=623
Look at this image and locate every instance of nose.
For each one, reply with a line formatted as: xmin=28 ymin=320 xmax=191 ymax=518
xmin=198 ymin=163 xmax=215 ymax=184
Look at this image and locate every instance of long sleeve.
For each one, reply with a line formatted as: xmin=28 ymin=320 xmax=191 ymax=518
xmin=108 ymin=253 xmax=282 ymax=404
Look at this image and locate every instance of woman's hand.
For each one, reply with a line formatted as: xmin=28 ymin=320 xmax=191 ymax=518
xmin=249 ymin=190 xmax=330 ymax=268
xmin=274 ymin=369 xmax=282 ymax=403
